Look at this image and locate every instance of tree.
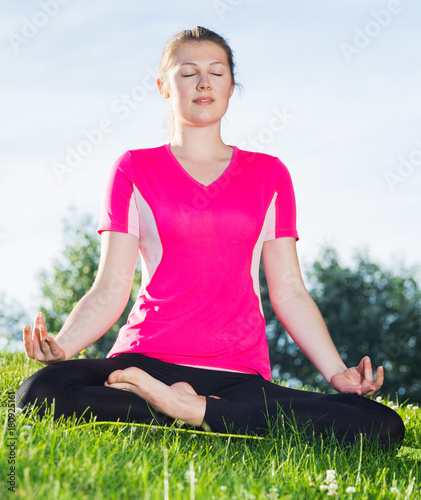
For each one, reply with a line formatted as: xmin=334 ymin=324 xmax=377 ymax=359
xmin=261 ymin=246 xmax=421 ymax=402
xmin=37 ymin=206 xmax=142 ymax=358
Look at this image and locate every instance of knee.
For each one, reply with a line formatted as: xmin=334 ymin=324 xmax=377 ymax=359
xmin=15 ymin=364 xmax=64 ymax=414
xmin=377 ymin=406 xmax=405 ymax=448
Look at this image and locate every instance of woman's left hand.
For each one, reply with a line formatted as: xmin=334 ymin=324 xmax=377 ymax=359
xmin=329 ymin=356 xmax=384 ymax=397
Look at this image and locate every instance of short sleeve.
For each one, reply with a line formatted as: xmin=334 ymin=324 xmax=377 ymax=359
xmin=97 ymin=151 xmax=140 ymax=238
xmin=264 ymin=158 xmax=299 ymax=242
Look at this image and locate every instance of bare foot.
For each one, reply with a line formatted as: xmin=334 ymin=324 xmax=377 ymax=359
xmin=104 ymin=367 xmax=207 ymax=426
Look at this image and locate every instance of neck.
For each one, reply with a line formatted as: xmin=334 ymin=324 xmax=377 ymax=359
xmin=169 ymin=122 xmax=230 ymax=161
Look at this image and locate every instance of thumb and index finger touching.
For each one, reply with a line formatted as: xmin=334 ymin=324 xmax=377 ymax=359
xmin=23 ymin=312 xmax=64 ymax=362
xmin=357 ymin=356 xmax=385 ymax=396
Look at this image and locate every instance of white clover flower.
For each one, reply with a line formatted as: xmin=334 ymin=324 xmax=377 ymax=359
xmin=346 ymin=486 xmax=357 ymax=493
xmin=390 ymin=486 xmax=399 ymax=494
xmin=413 ymin=406 xmax=419 ymax=410
xmin=326 ymin=470 xmax=336 ymax=484
xmin=376 ymin=396 xmax=383 ymax=402
xmin=220 ymin=485 xmax=227 ymax=491
xmin=320 ymin=485 xmax=329 ymax=491
xmin=407 ymin=404 xmax=413 ymax=410
xmin=392 ymin=405 xmax=399 ymax=411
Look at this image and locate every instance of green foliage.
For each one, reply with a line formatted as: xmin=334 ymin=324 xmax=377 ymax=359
xmin=1 ymin=352 xmax=420 ymax=499
xmin=37 ymin=206 xmax=142 ymax=358
xmin=262 ymin=246 xmax=421 ymax=402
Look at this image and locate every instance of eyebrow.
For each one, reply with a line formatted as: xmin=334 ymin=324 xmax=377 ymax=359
xmin=180 ymin=61 xmax=227 ymax=67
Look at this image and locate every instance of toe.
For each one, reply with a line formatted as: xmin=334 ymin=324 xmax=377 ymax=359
xmin=107 ymin=369 xmax=124 ymax=384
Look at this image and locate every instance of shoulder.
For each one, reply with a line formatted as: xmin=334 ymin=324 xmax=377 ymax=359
xmin=127 ymin=144 xmax=167 ymax=161
xmin=235 ymin=146 xmax=290 ymax=175
xmin=112 ymin=144 xmax=167 ymax=173
xmin=236 ymin=146 xmax=283 ymax=164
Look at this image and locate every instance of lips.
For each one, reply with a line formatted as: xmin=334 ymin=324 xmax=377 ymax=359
xmin=193 ymin=96 xmax=214 ymax=103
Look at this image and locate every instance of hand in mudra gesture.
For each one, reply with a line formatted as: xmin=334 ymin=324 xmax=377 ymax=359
xmin=330 ymin=356 xmax=384 ymax=397
xmin=23 ymin=312 xmax=66 ymax=365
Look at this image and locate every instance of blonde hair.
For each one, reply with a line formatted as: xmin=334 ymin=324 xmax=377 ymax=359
xmin=157 ymin=26 xmax=239 ymax=141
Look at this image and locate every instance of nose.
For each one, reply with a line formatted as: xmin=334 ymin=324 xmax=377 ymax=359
xmin=197 ymin=74 xmax=211 ymax=90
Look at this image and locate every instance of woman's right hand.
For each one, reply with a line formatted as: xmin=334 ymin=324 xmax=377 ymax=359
xmin=23 ymin=312 xmax=66 ymax=365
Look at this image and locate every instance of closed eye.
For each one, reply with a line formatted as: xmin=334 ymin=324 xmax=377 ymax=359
xmin=182 ymin=73 xmax=223 ymax=77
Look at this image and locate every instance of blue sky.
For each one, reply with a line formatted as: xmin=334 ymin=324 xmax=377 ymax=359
xmin=1 ymin=0 xmax=421 ymax=319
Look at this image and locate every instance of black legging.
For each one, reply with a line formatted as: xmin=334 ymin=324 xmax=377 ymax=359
xmin=15 ymin=353 xmax=405 ymax=448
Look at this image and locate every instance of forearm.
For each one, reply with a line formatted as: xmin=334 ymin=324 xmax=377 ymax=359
xmin=53 ymin=285 xmax=129 ymax=360
xmin=272 ymin=288 xmax=347 ymax=384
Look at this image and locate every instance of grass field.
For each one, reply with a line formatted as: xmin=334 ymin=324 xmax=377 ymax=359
xmin=1 ymin=352 xmax=420 ymax=499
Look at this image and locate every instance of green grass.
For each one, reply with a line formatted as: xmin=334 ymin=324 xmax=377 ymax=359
xmin=1 ymin=352 xmax=420 ymax=499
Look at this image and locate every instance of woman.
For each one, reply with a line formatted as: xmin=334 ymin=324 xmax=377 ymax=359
xmin=17 ymin=26 xmax=404 ymax=447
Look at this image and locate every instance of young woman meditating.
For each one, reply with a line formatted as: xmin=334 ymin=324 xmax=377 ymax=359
xmin=16 ymin=26 xmax=404 ymax=448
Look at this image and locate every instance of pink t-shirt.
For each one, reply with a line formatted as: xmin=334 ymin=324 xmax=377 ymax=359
xmin=97 ymin=144 xmax=299 ymax=380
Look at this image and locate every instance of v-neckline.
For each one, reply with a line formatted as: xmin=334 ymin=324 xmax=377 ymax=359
xmin=164 ymin=143 xmax=238 ymax=189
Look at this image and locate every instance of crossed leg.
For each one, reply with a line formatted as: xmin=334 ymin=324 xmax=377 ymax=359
xmin=16 ymin=356 xmax=405 ymax=448
xmin=105 ymin=366 xmax=405 ymax=448
xmin=105 ymin=368 xmax=207 ymax=426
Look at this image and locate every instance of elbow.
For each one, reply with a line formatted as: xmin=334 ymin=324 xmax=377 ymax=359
xmin=87 ymin=282 xmax=132 ymax=314
xmin=269 ymin=282 xmax=309 ymax=315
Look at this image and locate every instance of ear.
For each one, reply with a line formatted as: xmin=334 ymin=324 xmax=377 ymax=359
xmin=229 ymin=81 xmax=235 ymax=98
xmin=157 ymin=78 xmax=170 ymax=99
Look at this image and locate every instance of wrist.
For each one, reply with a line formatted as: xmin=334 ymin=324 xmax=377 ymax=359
xmin=326 ymin=364 xmax=348 ymax=385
